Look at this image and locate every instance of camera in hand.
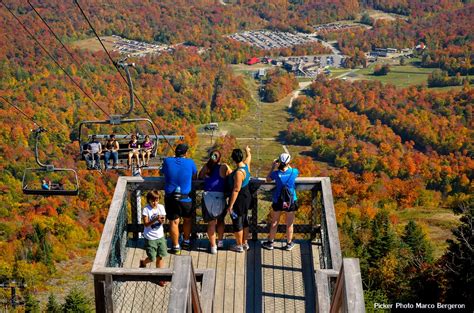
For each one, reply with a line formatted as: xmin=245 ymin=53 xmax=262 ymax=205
xmin=151 ymin=221 xmax=161 ymax=229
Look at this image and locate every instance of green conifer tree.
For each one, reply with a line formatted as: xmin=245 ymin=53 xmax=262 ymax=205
xmin=24 ymin=293 xmax=40 ymax=313
xmin=402 ymin=220 xmax=434 ymax=266
xmin=45 ymin=293 xmax=61 ymax=313
xmin=441 ymin=197 xmax=473 ymax=310
xmin=367 ymin=210 xmax=396 ymax=265
xmin=62 ymin=288 xmax=92 ymax=313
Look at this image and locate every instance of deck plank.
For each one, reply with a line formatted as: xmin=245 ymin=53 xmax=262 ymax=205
xmin=283 ymin=244 xmax=296 ymax=312
xmin=253 ymin=241 xmax=263 ymax=312
xmin=292 ymin=242 xmax=306 ymax=312
xmin=273 ymin=243 xmax=285 ymax=312
xmin=213 ymin=247 xmax=227 ymax=313
xmin=197 ymin=239 xmax=209 ymax=269
xmin=262 ymin=242 xmax=275 ymax=312
xmin=189 ymin=239 xmax=201 ymax=269
xmin=234 ymin=248 xmax=246 ymax=313
xmin=245 ymin=241 xmax=256 ymax=312
xmin=301 ymin=241 xmax=316 ymax=312
xmin=223 ymin=249 xmax=236 ymax=312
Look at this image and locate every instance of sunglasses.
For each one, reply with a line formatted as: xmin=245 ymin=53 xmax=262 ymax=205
xmin=211 ymin=153 xmax=218 ymax=160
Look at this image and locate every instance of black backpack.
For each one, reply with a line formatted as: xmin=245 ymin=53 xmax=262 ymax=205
xmin=277 ymin=169 xmax=295 ymax=210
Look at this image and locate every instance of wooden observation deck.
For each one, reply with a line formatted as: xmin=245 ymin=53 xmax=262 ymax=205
xmin=92 ymin=177 xmax=365 ymax=312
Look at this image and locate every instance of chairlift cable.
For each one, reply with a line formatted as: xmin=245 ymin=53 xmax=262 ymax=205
xmin=24 ymin=1 xmax=132 ymax=137
xmin=0 ymin=95 xmax=42 ymax=129
xmin=73 ymin=0 xmax=175 ymax=151
xmin=0 ymin=1 xmax=111 ymax=119
xmin=27 ymin=0 xmax=82 ymax=67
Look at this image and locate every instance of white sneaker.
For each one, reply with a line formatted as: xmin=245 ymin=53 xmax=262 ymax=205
xmin=243 ymin=243 xmax=250 ymax=251
xmin=230 ymin=245 xmax=244 ymax=253
xmin=210 ymin=246 xmax=218 ymax=255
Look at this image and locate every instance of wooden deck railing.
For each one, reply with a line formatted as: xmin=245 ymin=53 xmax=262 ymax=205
xmin=124 ymin=176 xmax=326 ymax=240
xmin=168 ymin=256 xmax=215 ymax=313
xmin=329 ymin=259 xmax=365 ymax=313
xmin=91 ymin=176 xmax=363 ymax=312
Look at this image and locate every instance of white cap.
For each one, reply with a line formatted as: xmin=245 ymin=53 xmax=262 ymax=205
xmin=279 ymin=153 xmax=291 ymax=164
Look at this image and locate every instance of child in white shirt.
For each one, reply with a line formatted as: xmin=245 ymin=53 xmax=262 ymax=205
xmin=140 ymin=191 xmax=168 ymax=286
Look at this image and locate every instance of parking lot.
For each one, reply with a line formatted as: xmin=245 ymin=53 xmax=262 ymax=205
xmin=228 ymin=30 xmax=318 ymax=50
xmin=109 ymin=35 xmax=172 ymax=57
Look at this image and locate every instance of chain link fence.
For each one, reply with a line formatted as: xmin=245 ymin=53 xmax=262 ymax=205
xmin=111 ymin=280 xmax=171 ymax=312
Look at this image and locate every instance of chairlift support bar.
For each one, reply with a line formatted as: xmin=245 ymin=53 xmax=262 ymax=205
xmin=79 ymin=118 xmax=183 ymax=141
xmin=117 ymin=59 xmax=135 ymax=118
xmin=33 ymin=127 xmax=50 ymax=169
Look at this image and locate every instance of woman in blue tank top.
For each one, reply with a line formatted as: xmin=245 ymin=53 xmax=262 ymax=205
xmin=227 ymin=146 xmax=252 ymax=253
xmin=198 ymin=150 xmax=231 ymax=254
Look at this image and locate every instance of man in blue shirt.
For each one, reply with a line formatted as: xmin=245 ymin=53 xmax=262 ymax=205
xmin=161 ymin=143 xmax=197 ymax=254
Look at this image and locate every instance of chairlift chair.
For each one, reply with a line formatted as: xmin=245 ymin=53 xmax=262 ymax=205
xmin=78 ymin=117 xmax=184 ymax=167
xmin=22 ymin=167 xmax=79 ymax=196
xmin=78 ymin=60 xmax=184 ymax=171
xmin=22 ymin=128 xmax=79 ymax=196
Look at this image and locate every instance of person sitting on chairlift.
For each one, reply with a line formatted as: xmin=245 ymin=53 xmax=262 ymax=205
xmin=41 ymin=179 xmax=50 ymax=190
xmin=104 ymin=134 xmax=119 ymax=170
xmin=86 ymin=135 xmax=102 ymax=170
xmin=141 ymin=135 xmax=154 ymax=167
xmin=128 ymin=134 xmax=141 ymax=168
xmin=51 ymin=182 xmax=64 ymax=191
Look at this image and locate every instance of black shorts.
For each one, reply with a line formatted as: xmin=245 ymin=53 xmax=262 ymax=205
xmin=232 ymin=185 xmax=251 ymax=231
xmin=165 ymin=196 xmax=193 ymax=220
xmin=232 ymin=208 xmax=249 ymax=232
xmin=272 ymin=201 xmax=298 ymax=212
xmin=233 ymin=185 xmax=251 ymax=215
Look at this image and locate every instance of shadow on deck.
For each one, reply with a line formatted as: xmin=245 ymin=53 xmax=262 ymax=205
xmin=121 ymin=239 xmax=320 ymax=313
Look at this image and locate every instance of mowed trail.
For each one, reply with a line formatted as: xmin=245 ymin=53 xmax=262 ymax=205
xmin=196 ymin=73 xmax=314 ymax=175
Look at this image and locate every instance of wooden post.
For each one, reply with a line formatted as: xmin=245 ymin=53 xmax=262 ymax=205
xmin=94 ymin=275 xmax=106 ymax=313
xmin=315 ymin=271 xmax=331 ymax=313
xmin=130 ymin=187 xmax=141 ymax=240
xmin=104 ymin=275 xmax=114 ymax=313
xmin=168 ymin=256 xmax=199 ymax=313
xmin=328 ymin=259 xmax=365 ymax=313
xmin=342 ymin=259 xmax=365 ymax=313
xmin=321 ymin=178 xmax=342 ymax=270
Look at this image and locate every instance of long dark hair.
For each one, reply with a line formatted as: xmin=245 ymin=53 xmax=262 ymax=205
xmin=206 ymin=150 xmax=221 ymax=170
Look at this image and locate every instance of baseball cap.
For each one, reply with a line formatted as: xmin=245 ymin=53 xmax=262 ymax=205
xmin=279 ymin=153 xmax=291 ymax=164
xmin=175 ymin=143 xmax=189 ymax=156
